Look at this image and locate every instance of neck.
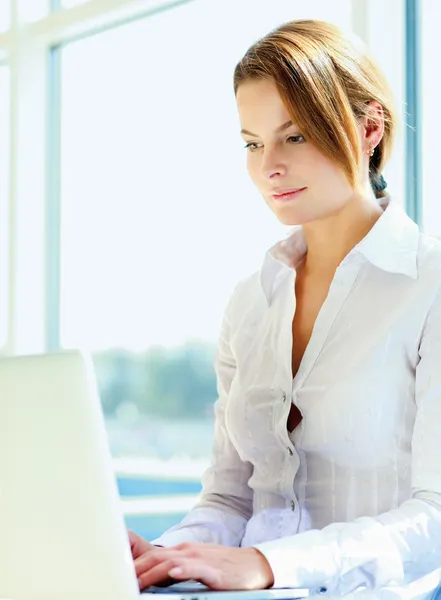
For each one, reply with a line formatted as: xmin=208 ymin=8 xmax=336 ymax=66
xmin=301 ymin=192 xmax=384 ymax=276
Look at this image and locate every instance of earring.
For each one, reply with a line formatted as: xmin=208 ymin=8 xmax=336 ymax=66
xmin=367 ymin=146 xmax=375 ymax=157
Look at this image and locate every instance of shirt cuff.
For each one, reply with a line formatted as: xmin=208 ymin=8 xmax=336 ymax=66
xmin=151 ymin=529 xmax=203 ymax=548
xmin=253 ymin=520 xmax=403 ymax=596
xmin=253 ymin=530 xmax=337 ymax=593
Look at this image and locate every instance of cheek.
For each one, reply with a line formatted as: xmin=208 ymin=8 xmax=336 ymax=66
xmin=246 ymin=153 xmax=256 ymax=173
xmin=302 ymin=152 xmax=330 ymax=176
xmin=304 ymin=153 xmax=350 ymax=192
xmin=246 ymin=155 xmax=261 ymax=186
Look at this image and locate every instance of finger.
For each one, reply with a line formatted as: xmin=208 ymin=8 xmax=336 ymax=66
xmin=138 ymin=557 xmax=186 ymax=591
xmin=134 ymin=549 xmax=183 ymax=578
xmin=131 ymin=542 xmax=146 ymax=560
xmin=167 ymin=558 xmax=222 ymax=590
xmin=128 ymin=531 xmax=148 ymax=559
xmin=128 ymin=530 xmax=137 ymax=548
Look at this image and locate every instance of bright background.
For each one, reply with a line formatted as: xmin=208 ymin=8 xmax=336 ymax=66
xmin=0 ymin=0 xmax=430 ymax=539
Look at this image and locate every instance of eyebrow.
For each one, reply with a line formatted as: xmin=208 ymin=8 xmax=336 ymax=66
xmin=240 ymin=120 xmax=294 ymax=137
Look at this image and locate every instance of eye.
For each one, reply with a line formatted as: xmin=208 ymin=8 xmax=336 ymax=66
xmin=244 ymin=142 xmax=261 ymax=152
xmin=287 ymin=135 xmax=305 ymax=144
xmin=244 ymin=135 xmax=305 ymax=152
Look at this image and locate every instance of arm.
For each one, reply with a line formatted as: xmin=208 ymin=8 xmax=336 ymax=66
xmin=151 ymin=285 xmax=254 ymax=548
xmin=253 ymin=284 xmax=441 ymax=596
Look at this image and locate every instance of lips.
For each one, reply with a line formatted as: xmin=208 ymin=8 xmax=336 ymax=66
xmin=271 ymin=187 xmax=307 ymax=200
xmin=272 ymin=188 xmax=305 ymax=198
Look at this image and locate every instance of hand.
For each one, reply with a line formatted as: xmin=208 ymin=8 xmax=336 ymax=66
xmin=128 ymin=531 xmax=176 ymax=588
xmin=128 ymin=530 xmax=162 ymax=560
xmin=134 ymin=542 xmax=275 ymax=592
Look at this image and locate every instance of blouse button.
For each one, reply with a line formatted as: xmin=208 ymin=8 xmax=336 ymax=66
xmin=287 ymin=447 xmax=293 ymax=456
xmin=282 ymin=391 xmax=287 ymax=402
xmin=290 ymin=500 xmax=295 ymax=511
xmin=316 ymin=587 xmax=328 ymax=595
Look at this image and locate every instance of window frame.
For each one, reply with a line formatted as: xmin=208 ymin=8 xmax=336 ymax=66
xmin=404 ymin=0 xmax=422 ymax=225
xmin=0 ymin=60 xmax=10 ymax=352
xmin=0 ymin=0 xmax=196 ymax=356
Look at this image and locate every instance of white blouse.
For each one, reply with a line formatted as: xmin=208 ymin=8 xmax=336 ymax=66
xmin=153 ymin=196 xmax=441 ymax=599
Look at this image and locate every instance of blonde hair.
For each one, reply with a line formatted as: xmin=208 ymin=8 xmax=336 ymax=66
xmin=233 ymin=20 xmax=397 ymax=198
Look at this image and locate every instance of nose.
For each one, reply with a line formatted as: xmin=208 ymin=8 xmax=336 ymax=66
xmin=260 ymin=147 xmax=288 ymax=180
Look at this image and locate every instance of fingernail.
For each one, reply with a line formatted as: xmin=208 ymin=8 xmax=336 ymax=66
xmin=169 ymin=567 xmax=183 ymax=577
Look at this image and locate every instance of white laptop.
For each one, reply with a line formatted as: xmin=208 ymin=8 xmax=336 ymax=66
xmin=0 ymin=350 xmax=309 ymax=600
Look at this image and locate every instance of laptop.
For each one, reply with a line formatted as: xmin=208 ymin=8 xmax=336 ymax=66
xmin=0 ymin=350 xmax=309 ymax=600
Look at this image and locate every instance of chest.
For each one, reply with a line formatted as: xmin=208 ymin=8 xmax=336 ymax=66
xmin=288 ymin=272 xmax=334 ymax=433
xmin=225 ymin=266 xmax=421 ymax=464
xmin=291 ymin=271 xmax=335 ymax=378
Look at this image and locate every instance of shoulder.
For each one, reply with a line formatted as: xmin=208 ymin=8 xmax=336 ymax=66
xmin=418 ymin=231 xmax=441 ymax=261
xmin=225 ymin=270 xmax=264 ymax=322
xmin=220 ymin=270 xmax=269 ymax=354
xmin=417 ymin=232 xmax=441 ymax=283
xmin=414 ymin=234 xmax=441 ymax=331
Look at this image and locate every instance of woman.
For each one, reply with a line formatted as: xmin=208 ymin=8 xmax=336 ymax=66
xmin=130 ymin=19 xmax=441 ymax=598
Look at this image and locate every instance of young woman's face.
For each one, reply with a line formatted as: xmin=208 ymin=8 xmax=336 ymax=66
xmin=236 ymin=79 xmax=358 ymax=226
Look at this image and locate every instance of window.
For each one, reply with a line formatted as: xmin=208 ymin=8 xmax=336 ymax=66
xmin=58 ymin=0 xmax=352 ymax=539
xmin=422 ymin=0 xmax=441 ymax=238
xmin=0 ymin=65 xmax=10 ymax=351
xmin=0 ymin=4 xmax=10 ymax=33
xmin=59 ymin=0 xmax=90 ymax=8
xmin=358 ymin=0 xmax=406 ymax=209
xmin=15 ymin=0 xmax=49 ymax=23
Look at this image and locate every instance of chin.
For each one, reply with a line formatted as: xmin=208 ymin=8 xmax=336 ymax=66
xmin=273 ymin=208 xmax=316 ymax=227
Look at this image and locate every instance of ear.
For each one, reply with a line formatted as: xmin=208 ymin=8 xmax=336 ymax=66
xmin=361 ymin=100 xmax=385 ymax=151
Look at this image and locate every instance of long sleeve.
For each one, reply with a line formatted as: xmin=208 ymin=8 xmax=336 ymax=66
xmin=253 ymin=283 xmax=441 ymax=596
xmin=151 ymin=285 xmax=254 ymax=548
